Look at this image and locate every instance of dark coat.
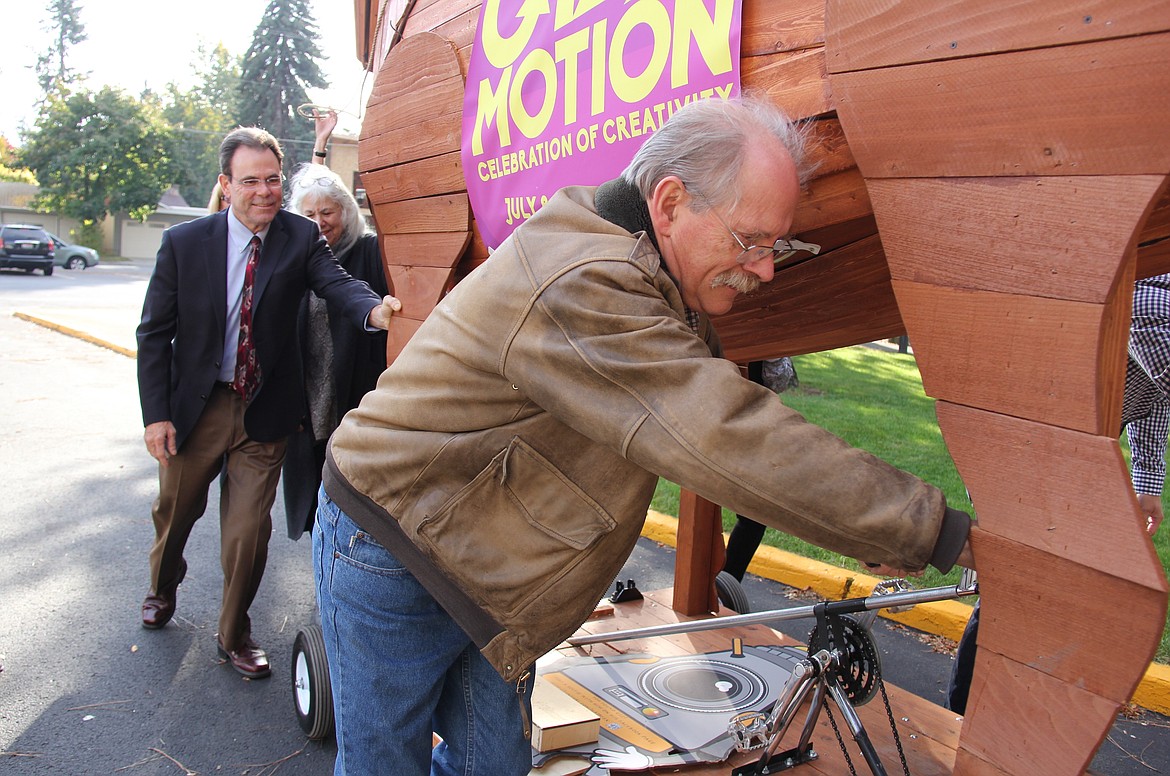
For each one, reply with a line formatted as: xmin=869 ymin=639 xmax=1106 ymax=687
xmin=136 ymin=209 xmax=382 ymax=450
xmin=282 ymin=232 xmax=389 ymax=539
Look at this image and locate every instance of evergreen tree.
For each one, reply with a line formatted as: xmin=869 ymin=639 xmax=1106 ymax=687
xmin=35 ymin=0 xmax=88 ymax=94
xmin=236 ymin=0 xmax=328 ymax=172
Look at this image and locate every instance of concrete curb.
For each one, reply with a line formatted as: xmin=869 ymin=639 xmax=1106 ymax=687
xmin=641 ymin=509 xmax=1170 ymax=717
xmin=13 ymin=312 xmax=137 ymax=359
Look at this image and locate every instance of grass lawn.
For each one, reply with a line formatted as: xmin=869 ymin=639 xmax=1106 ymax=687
xmin=650 ymin=344 xmax=1170 ymax=663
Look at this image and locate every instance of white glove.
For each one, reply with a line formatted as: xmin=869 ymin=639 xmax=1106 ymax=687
xmin=590 ymin=745 xmax=655 ymax=770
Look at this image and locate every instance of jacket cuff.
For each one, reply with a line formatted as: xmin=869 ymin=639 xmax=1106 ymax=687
xmin=928 ymin=506 xmax=972 ymax=574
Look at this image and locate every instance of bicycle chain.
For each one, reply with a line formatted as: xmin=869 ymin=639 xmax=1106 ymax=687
xmin=814 ymin=614 xmax=911 ymax=776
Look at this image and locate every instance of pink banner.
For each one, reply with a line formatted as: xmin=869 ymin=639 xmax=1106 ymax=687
xmin=462 ymin=0 xmax=743 ymax=250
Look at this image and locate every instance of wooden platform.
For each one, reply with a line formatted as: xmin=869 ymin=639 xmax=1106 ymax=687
xmin=536 ymin=588 xmax=963 ymax=776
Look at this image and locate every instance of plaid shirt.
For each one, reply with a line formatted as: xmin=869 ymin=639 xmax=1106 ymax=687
xmin=1121 ymin=273 xmax=1170 ymax=496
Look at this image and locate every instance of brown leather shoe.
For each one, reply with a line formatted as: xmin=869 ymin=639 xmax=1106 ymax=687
xmin=216 ymin=634 xmax=271 ymax=679
xmin=141 ymin=559 xmax=187 ymax=630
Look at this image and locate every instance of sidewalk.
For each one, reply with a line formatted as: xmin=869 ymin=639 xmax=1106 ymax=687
xmin=18 ymin=306 xmax=1170 ymax=717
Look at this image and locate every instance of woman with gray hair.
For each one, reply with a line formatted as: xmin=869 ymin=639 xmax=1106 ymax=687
xmin=281 ymin=156 xmax=391 ymax=541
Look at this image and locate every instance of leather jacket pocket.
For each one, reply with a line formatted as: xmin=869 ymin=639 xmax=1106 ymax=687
xmin=417 ymin=437 xmax=616 ymax=619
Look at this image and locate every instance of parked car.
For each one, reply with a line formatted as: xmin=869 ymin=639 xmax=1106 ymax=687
xmin=49 ymin=232 xmax=100 ymax=269
xmin=0 ymin=224 xmax=55 ymax=275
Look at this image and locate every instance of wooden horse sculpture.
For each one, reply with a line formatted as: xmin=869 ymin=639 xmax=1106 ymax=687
xmin=350 ymin=1 xmax=1170 ymax=772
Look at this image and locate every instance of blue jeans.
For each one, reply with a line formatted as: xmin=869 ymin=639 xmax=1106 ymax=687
xmin=313 ymin=487 xmax=533 ymax=776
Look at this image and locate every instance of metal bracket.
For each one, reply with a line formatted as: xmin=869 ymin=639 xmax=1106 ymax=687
xmin=610 ymin=578 xmax=644 ymax=603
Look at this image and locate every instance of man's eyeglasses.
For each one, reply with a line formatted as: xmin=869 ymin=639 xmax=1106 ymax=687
xmin=706 ymin=204 xmax=821 ymax=266
xmin=687 ymin=184 xmax=821 ymax=265
xmin=232 ymin=175 xmax=285 ymax=190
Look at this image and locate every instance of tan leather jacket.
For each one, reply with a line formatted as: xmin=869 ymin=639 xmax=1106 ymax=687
xmin=325 ymin=185 xmax=961 ymax=682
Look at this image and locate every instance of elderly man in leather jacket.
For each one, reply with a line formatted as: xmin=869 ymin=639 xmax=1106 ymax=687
xmin=314 ymin=96 xmax=973 ymax=776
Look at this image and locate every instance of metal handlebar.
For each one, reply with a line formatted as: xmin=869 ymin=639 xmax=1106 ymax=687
xmin=567 ymin=573 xmax=977 ymax=647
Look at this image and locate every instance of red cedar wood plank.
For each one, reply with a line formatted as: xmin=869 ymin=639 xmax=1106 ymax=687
xmin=893 ymin=281 xmax=1122 ymax=435
xmin=362 ymin=151 xmax=466 ymax=204
xmin=465 ymin=224 xmax=490 ymax=266
xmin=366 ymin=31 xmax=461 ymax=105
xmin=742 ymin=47 xmax=833 ymax=121
xmin=1139 ymin=189 xmax=1170 ymax=244
xmin=802 ymin=117 xmax=857 ymax=179
xmin=1140 ymin=237 xmax=1170 ymax=278
xmin=790 ymin=166 xmax=872 ymax=234
xmin=972 ymin=531 xmax=1164 ymax=701
xmin=386 ymin=265 xmax=458 ymax=321
xmin=826 ymin=0 xmax=1170 ymax=74
xmin=368 ymin=0 xmax=415 ymax=64
xmin=361 ymin=113 xmax=463 ymax=174
xmin=955 ymin=649 xmax=1123 ymax=776
xmin=365 ymin=81 xmax=462 ymax=135
xmin=868 ymin=176 xmax=1164 ymax=304
xmin=371 ymin=193 xmax=471 ymax=235
xmin=715 ymin=234 xmax=902 ymax=362
xmin=381 ymin=232 xmax=471 ymax=269
xmin=671 ymin=490 xmax=722 ymax=615
xmin=402 ymin=0 xmax=477 ymax=40
xmin=386 ymin=315 xmax=424 ymax=365
xmin=936 ymin=402 xmax=1165 ymax=590
xmin=795 ymin=212 xmax=877 ymax=254
xmin=360 ymin=34 xmax=464 ymax=173
xmin=427 ymin=9 xmax=480 ymax=58
xmin=353 ymin=0 xmax=370 ymax=64
xmin=830 ymin=33 xmax=1170 ymax=179
xmin=741 ymin=0 xmax=824 ymax=57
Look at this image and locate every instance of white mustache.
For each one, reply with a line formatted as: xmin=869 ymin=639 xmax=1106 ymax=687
xmin=711 ymin=270 xmax=760 ymax=294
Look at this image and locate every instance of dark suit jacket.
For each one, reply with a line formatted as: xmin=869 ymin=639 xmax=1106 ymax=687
xmin=136 ymin=209 xmax=382 ymax=449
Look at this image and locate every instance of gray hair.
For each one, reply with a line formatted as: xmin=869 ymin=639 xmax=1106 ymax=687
xmin=621 ymin=94 xmax=813 ymax=213
xmin=286 ymin=163 xmax=369 ymax=257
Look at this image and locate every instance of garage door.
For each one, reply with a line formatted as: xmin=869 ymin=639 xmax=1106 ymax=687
xmin=121 ymin=220 xmax=170 ymax=259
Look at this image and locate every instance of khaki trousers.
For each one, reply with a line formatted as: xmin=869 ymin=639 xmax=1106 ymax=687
xmin=149 ymin=383 xmax=287 ymax=650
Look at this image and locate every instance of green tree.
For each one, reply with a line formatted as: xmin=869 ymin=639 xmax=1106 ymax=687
xmin=0 ymin=136 xmax=37 ymax=184
xmin=21 ymin=87 xmax=180 ymax=224
xmin=236 ymin=0 xmax=328 ymax=172
xmin=164 ymin=43 xmax=243 ymax=207
xmin=35 ymin=0 xmax=88 ymax=94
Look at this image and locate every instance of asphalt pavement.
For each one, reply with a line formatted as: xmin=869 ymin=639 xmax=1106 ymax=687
xmin=0 ymin=261 xmax=1166 ymax=775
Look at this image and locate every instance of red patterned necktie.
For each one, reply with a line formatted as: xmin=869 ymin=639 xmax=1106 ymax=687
xmin=232 ymin=235 xmax=262 ymax=402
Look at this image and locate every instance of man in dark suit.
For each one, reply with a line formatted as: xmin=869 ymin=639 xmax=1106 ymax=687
xmin=136 ymin=126 xmax=399 ymax=679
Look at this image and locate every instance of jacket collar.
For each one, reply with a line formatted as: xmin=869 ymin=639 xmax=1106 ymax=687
xmin=594 ymin=177 xmax=659 ymax=254
xmin=594 ymin=177 xmax=702 ymax=333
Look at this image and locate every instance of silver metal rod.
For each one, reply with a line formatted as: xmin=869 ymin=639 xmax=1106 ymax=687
xmin=756 ymin=655 xmax=826 ymax=766
xmin=567 ymin=582 xmax=975 ymax=646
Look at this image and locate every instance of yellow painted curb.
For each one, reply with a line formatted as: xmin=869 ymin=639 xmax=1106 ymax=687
xmin=13 ymin=312 xmax=137 ymax=359
xmin=643 ymin=509 xmax=1170 ymax=716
